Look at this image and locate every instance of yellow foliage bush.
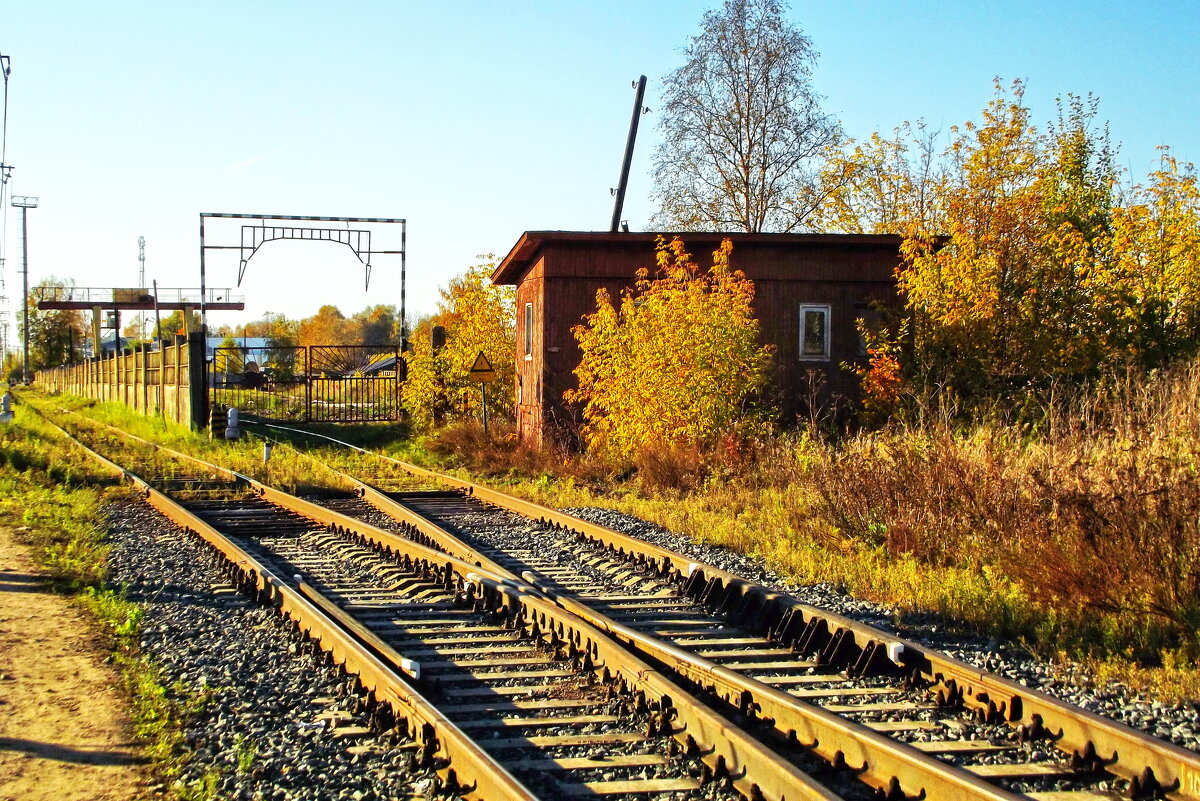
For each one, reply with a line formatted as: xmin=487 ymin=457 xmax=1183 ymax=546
xmin=402 ymin=261 xmax=515 ymax=429
xmin=816 ymin=80 xmax=1200 ymax=403
xmin=567 ymin=237 xmax=772 ymax=463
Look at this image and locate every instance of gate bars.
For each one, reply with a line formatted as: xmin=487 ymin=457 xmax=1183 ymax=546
xmin=210 ymin=344 xmax=401 ymax=423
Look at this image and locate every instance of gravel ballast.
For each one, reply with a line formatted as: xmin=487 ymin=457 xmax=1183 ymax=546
xmin=563 ymin=506 xmax=1200 ymax=755
xmin=99 ymin=483 xmax=1199 ymax=801
xmin=106 ymin=501 xmax=428 ymax=801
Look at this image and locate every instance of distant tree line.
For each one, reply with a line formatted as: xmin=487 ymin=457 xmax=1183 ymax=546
xmin=15 ymin=289 xmax=409 ymax=377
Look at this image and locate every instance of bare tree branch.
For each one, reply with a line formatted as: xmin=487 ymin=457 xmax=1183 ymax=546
xmin=652 ymin=0 xmax=840 ymax=232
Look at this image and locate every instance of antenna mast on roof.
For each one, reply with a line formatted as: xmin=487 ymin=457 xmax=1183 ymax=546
xmin=609 ymin=75 xmax=648 ymax=233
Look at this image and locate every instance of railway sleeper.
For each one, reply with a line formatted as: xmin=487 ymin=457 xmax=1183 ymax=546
xmin=177 ymin=527 xmax=450 ymax=772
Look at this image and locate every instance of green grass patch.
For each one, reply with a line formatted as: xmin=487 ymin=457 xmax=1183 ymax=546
xmin=2 ymin=389 xmax=211 ymax=795
xmin=21 ymin=390 xmax=353 ymax=496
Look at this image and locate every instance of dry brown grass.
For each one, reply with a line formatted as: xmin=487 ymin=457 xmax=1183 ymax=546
xmin=803 ymin=362 xmax=1200 ymax=664
xmin=434 ymin=362 xmax=1200 ymax=686
xmin=425 ymin=421 xmax=620 ymax=486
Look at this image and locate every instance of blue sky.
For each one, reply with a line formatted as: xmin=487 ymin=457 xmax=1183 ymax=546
xmin=3 ymin=0 xmax=1197 ymax=338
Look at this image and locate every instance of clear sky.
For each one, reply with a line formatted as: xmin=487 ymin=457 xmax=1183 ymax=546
xmin=3 ymin=0 xmax=1197 ymax=341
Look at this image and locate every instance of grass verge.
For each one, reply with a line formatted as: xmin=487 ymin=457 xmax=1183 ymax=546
xmin=1 ymin=391 xmax=213 ymax=796
xmin=21 ymin=390 xmax=354 ymax=495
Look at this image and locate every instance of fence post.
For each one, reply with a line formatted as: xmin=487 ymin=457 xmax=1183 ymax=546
xmin=188 ymin=332 xmax=208 ymax=431
xmin=173 ymin=342 xmax=181 ymax=424
xmin=139 ymin=344 xmax=147 ymax=412
xmin=394 ymin=347 xmax=401 ymax=421
xmin=304 ymin=346 xmax=312 ymax=423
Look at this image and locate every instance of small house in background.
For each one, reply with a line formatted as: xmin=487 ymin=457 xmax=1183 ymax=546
xmin=492 ymin=231 xmax=906 ymax=449
xmin=204 ymin=336 xmax=273 ymax=365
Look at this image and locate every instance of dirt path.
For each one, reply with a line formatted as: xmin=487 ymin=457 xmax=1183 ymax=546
xmin=0 ymin=528 xmax=150 ymax=801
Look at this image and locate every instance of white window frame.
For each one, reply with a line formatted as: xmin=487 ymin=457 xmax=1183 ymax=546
xmin=524 ymin=302 xmax=534 ymax=360
xmin=798 ymin=304 xmax=831 ymax=361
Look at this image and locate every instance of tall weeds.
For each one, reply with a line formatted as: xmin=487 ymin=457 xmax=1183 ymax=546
xmin=806 ymin=361 xmax=1200 ymax=663
xmin=487 ymin=361 xmax=1200 ymax=684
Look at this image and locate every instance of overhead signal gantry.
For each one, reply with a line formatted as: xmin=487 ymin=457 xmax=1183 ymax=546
xmin=34 ymin=286 xmax=245 ymax=357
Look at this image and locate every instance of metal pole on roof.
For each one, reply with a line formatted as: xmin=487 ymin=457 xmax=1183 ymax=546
xmin=610 ymin=75 xmax=648 ymax=233
xmin=400 ymin=221 xmax=407 ymax=351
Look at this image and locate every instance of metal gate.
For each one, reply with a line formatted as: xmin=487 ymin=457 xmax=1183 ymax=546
xmin=210 ymin=344 xmax=401 ymax=423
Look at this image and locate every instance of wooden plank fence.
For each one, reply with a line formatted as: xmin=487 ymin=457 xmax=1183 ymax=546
xmin=36 ymin=336 xmax=205 ymax=428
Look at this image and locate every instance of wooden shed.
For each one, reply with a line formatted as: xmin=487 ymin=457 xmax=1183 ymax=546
xmin=492 ymin=231 xmax=905 ymax=449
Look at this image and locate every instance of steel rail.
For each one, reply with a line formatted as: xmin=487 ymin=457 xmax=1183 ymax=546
xmin=251 ymin=421 xmax=1200 ymax=801
xmin=238 ymin=477 xmax=840 ymax=801
xmin=352 ymin=469 xmax=1022 ymax=800
xmin=57 ymin=410 xmax=1042 ymax=799
xmin=36 ymin=406 xmax=841 ymax=801
xmin=245 ymin=426 xmax=1026 ymax=800
xmin=28 ymin=410 xmax=535 ymax=800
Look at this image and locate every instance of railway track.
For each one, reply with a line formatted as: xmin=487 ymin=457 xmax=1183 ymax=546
xmin=31 ymin=402 xmax=1200 ymax=800
xmin=245 ymin=421 xmax=1200 ymax=801
xmin=32 ymin=405 xmax=839 ymax=801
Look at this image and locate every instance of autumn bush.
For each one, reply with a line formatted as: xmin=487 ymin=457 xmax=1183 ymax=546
xmin=402 ymin=260 xmax=516 ymax=430
xmin=816 ymin=80 xmax=1200 ymax=410
xmin=568 ymin=236 xmax=773 ymax=466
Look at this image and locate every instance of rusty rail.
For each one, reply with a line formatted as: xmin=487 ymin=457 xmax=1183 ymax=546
xmin=253 ymin=422 xmax=1200 ymax=801
xmin=28 ymin=409 xmax=535 ymax=800
xmin=34 ymin=405 xmax=843 ymax=801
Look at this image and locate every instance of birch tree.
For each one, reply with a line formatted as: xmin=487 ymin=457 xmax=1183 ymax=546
xmin=652 ymin=0 xmax=840 ymax=232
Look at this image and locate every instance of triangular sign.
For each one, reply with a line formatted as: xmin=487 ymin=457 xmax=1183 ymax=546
xmin=468 ymin=351 xmax=496 ymax=382
xmin=470 ymin=352 xmax=493 ymax=373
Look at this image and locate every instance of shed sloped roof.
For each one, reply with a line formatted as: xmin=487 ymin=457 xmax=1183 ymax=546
xmin=491 ymin=230 xmax=905 ymax=285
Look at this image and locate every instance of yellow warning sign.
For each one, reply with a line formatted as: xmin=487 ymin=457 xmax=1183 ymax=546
xmin=468 ymin=351 xmax=496 ymax=383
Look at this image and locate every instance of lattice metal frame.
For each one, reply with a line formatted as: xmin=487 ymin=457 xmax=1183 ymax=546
xmin=198 ymin=212 xmax=407 ymax=340
xmin=236 ymin=224 xmax=375 ymax=287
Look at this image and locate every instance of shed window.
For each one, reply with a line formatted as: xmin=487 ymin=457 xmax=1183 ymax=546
xmin=799 ymin=305 xmax=830 ymax=360
xmin=524 ymin=303 xmax=533 ymax=359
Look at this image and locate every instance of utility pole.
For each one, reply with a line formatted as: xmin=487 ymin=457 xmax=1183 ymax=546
xmin=138 ymin=235 xmax=146 ymax=339
xmin=0 ymin=53 xmax=14 ymax=363
xmin=11 ymin=195 xmax=36 ymax=381
xmin=610 ymin=75 xmax=648 ymax=233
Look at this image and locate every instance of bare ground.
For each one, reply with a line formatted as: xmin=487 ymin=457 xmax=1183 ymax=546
xmin=0 ymin=527 xmax=149 ymax=801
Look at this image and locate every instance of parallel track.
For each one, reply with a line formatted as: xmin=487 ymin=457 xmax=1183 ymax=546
xmin=248 ymin=420 xmax=1200 ymax=801
xmin=33 ymin=405 xmax=840 ymax=801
